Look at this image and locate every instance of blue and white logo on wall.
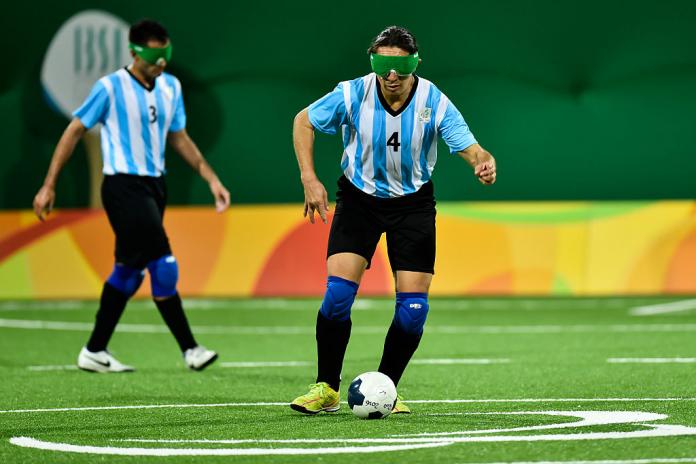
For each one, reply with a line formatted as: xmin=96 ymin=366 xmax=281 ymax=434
xmin=41 ymin=10 xmax=130 ymax=118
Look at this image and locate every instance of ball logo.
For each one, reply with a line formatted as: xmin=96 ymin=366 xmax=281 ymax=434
xmin=41 ymin=10 xmax=130 ymax=118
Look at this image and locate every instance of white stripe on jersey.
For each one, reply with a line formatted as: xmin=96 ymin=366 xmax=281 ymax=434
xmin=100 ymin=77 xmax=129 ymax=175
xmin=340 ymin=82 xmax=356 ymax=181
xmin=385 ymin=109 xmax=403 ymax=196
xmin=426 ymin=93 xmax=451 ymax=178
xmin=118 ymin=71 xmax=148 ymax=176
xmin=145 ymin=88 xmax=161 ymax=173
xmin=409 ymin=79 xmax=431 ymax=186
xmin=357 ymin=76 xmax=376 ymax=195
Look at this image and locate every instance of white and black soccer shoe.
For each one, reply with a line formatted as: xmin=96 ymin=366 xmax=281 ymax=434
xmin=77 ymin=347 xmax=135 ymax=373
xmin=184 ymin=345 xmax=218 ymax=371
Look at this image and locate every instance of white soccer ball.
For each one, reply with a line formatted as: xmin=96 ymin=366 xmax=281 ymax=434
xmin=347 ymin=371 xmax=397 ymax=419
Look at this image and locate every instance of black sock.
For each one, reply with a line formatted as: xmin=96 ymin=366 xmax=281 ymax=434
xmin=86 ymin=283 xmax=130 ymax=352
xmin=154 ymin=293 xmax=197 ymax=352
xmin=315 ymin=312 xmax=351 ymax=392
xmin=377 ymin=321 xmax=422 ymax=387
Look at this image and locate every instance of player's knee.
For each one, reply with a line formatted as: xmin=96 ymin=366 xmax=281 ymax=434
xmin=394 ymin=292 xmax=429 ymax=335
xmin=106 ymin=264 xmax=145 ymax=297
xmin=319 ymin=276 xmax=359 ymax=322
xmin=147 ymin=255 xmax=179 ymax=298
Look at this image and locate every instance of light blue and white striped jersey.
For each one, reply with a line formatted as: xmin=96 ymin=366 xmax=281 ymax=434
xmin=308 ymin=73 xmax=476 ymax=198
xmin=73 ymin=68 xmax=186 ymax=177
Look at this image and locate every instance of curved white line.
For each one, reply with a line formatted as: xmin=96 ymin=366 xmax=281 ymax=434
xmin=9 ymin=437 xmax=452 ymax=456
xmin=393 ymin=411 xmax=667 ymax=437
xmin=119 ymin=424 xmax=696 ymax=445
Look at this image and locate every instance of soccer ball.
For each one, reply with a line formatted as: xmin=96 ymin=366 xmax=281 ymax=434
xmin=347 ymin=371 xmax=397 ymax=419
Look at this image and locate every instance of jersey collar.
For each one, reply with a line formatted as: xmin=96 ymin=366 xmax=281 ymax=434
xmin=375 ymin=75 xmax=419 ymax=117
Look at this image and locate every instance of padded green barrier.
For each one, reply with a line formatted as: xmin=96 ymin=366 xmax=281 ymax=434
xmin=1 ymin=0 xmax=695 ymax=208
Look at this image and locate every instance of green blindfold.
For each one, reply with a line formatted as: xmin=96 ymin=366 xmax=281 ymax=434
xmin=129 ymin=42 xmax=173 ymax=66
xmin=370 ymin=52 xmax=419 ymax=77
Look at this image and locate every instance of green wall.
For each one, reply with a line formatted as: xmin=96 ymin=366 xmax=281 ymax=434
xmin=2 ymin=0 xmax=696 ymax=208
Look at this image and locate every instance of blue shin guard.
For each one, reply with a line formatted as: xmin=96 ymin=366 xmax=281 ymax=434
xmin=106 ymin=264 xmax=145 ymax=297
xmin=319 ymin=276 xmax=359 ymax=322
xmin=147 ymin=255 xmax=179 ymax=298
xmin=394 ymin=292 xmax=429 ymax=335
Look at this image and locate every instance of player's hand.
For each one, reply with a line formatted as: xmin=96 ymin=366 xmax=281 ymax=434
xmin=209 ymin=179 xmax=230 ymax=213
xmin=475 ymin=160 xmax=497 ymax=185
xmin=33 ymin=186 xmax=56 ymax=221
xmin=302 ymin=176 xmax=329 ymax=224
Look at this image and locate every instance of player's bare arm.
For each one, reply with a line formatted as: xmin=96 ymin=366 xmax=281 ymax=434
xmin=167 ymin=129 xmax=230 ymax=212
xmin=459 ymin=143 xmax=497 ymax=185
xmin=293 ymin=107 xmax=328 ymax=224
xmin=32 ymin=117 xmax=87 ymax=221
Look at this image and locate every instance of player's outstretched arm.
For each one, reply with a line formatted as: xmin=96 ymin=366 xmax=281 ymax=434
xmin=293 ymin=108 xmax=328 ymax=224
xmin=33 ymin=118 xmax=87 ymax=221
xmin=167 ymin=129 xmax=230 ymax=213
xmin=458 ymin=143 xmax=497 ymax=185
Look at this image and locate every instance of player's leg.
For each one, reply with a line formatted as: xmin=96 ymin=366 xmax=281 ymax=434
xmin=378 ymin=185 xmax=436 ymax=411
xmin=144 ymin=177 xmax=217 ymax=371
xmin=378 ymin=270 xmax=432 ymax=385
xmin=147 ymin=254 xmax=216 ymax=370
xmin=316 ymin=252 xmax=366 ymax=391
xmin=290 ymin=253 xmax=366 ymax=414
xmin=78 ymin=175 xmax=145 ymax=373
xmin=291 ymin=176 xmax=382 ymax=414
xmin=78 ymin=263 xmax=144 ymax=373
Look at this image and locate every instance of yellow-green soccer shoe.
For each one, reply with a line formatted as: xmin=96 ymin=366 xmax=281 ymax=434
xmin=392 ymin=394 xmax=411 ymax=414
xmin=290 ymin=382 xmax=340 ymax=414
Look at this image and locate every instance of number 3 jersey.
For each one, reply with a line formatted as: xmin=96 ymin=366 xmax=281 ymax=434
xmin=73 ymin=68 xmax=187 ymax=177
xmin=308 ymin=73 xmax=477 ymax=198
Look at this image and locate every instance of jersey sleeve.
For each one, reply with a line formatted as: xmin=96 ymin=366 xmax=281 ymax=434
xmin=307 ymin=83 xmax=349 ymax=135
xmin=72 ymin=80 xmax=109 ymax=129
xmin=168 ymin=78 xmax=186 ymax=132
xmin=438 ymin=100 xmax=477 ymax=154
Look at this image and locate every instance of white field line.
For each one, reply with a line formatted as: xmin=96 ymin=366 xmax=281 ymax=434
xmin=8 ymin=437 xmax=451 ymax=456
xmin=608 ymin=358 xmax=696 ymax=364
xmin=127 ymin=412 xmax=664 ymax=443
xmin=219 ymin=361 xmax=311 ymax=368
xmin=26 ymin=365 xmax=77 ymax=371
xmin=411 ymin=358 xmax=510 ymax=365
xmin=630 ymin=299 xmax=696 ymax=316
xmin=4 ymin=318 xmax=696 ymax=335
xmin=24 ymin=359 xmax=508 ymax=372
xmin=2 ymin=398 xmax=695 ymax=415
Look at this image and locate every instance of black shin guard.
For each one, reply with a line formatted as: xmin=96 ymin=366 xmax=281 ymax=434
xmin=154 ymin=293 xmax=197 ymax=352
xmin=86 ymin=283 xmax=130 ymax=352
xmin=315 ymin=312 xmax=352 ymax=392
xmin=377 ymin=321 xmax=422 ymax=387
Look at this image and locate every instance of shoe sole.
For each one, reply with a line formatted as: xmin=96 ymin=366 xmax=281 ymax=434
xmin=189 ymin=353 xmax=218 ymax=371
xmin=77 ymin=364 xmax=135 ymax=373
xmin=290 ymin=403 xmax=340 ymax=415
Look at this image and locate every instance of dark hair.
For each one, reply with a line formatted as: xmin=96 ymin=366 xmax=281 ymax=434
xmin=129 ymin=19 xmax=169 ymax=46
xmin=367 ymin=26 xmax=418 ymax=55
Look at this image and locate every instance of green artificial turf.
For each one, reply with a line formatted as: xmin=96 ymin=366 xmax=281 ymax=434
xmin=1 ymin=296 xmax=696 ymax=463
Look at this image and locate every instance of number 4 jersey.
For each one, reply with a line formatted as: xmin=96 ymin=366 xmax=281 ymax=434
xmin=73 ymin=68 xmax=186 ymax=177
xmin=308 ymin=74 xmax=477 ymax=198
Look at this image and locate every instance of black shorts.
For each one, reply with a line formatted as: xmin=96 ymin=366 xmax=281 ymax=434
xmin=101 ymin=174 xmax=172 ymax=269
xmin=327 ymin=175 xmax=436 ymax=274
